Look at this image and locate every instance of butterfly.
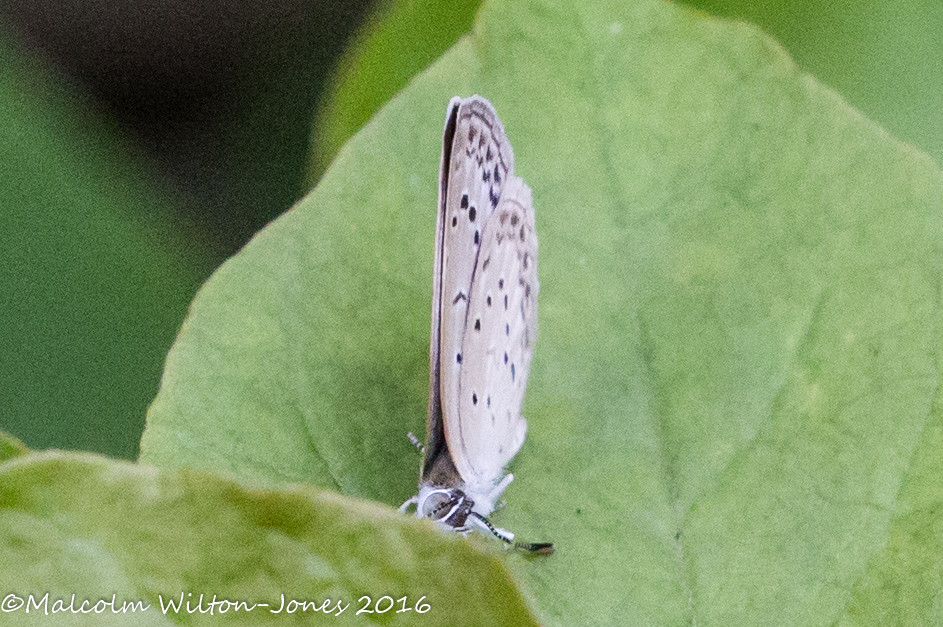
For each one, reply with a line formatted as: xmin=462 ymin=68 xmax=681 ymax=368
xmin=401 ymin=96 xmax=552 ymax=554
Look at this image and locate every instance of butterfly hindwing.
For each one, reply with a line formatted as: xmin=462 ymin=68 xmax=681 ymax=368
xmin=456 ymin=176 xmax=537 ymax=491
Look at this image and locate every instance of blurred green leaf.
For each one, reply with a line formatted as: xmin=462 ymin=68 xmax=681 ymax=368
xmin=143 ymin=0 xmax=943 ymax=623
xmin=0 ymin=27 xmax=209 ymax=458
xmin=0 ymin=430 xmax=28 ymax=464
xmin=0 ymin=451 xmax=538 ymax=625
xmin=307 ymin=0 xmax=481 ymax=185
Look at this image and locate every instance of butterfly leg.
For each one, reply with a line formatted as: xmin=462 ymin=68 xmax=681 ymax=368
xmin=406 ymin=432 xmax=425 ymax=454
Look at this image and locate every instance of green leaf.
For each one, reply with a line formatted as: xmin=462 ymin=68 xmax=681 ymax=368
xmin=307 ymin=0 xmax=481 ymax=185
xmin=0 ymin=430 xmax=28 ymax=464
xmin=0 ymin=451 xmax=538 ymax=625
xmin=0 ymin=26 xmax=208 ymax=459
xmin=682 ymin=0 xmax=943 ymax=166
xmin=144 ymin=0 xmax=943 ymax=623
xmin=312 ymin=0 xmax=943 ymax=200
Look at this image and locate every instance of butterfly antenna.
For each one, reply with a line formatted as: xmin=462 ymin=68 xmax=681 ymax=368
xmin=406 ymin=432 xmax=425 ymax=454
xmin=468 ymin=512 xmax=554 ymax=554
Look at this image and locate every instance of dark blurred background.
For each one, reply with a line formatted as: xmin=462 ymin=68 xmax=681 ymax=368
xmin=5 ymin=0 xmax=372 ymax=256
xmin=0 ymin=0 xmax=377 ymax=459
xmin=1 ymin=0 xmax=940 ymax=460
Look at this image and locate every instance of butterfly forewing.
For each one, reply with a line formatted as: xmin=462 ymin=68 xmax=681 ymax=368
xmin=433 ymin=97 xmax=516 ymax=484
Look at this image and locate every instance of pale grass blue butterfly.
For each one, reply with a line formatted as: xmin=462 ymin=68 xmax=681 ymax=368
xmin=400 ymin=96 xmax=551 ymax=554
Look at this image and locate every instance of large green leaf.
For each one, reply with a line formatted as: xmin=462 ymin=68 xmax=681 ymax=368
xmin=0 ymin=450 xmax=537 ymax=625
xmin=143 ymin=0 xmax=943 ymax=623
xmin=684 ymin=0 xmax=943 ymax=166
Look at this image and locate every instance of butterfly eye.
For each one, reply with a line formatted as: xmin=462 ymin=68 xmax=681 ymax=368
xmin=420 ymin=489 xmax=471 ymax=527
xmin=420 ymin=491 xmax=453 ymax=519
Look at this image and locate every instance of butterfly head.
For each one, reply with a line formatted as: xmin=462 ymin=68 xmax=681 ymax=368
xmin=416 ymin=486 xmax=473 ymax=529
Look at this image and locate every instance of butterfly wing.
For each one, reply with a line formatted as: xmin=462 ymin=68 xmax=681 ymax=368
xmin=421 ymin=96 xmax=514 ymax=485
xmin=455 ymin=176 xmax=537 ymax=492
xmin=422 ymin=96 xmax=516 ymax=487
